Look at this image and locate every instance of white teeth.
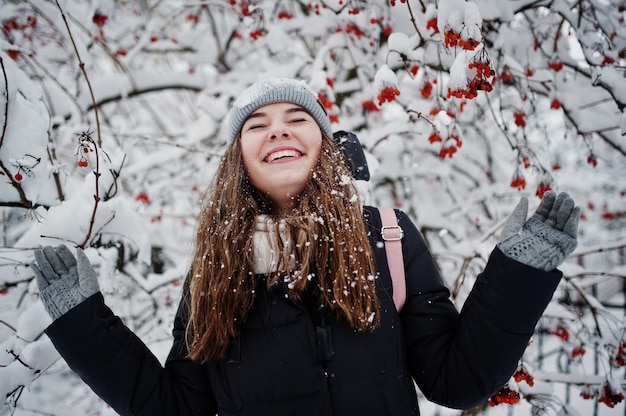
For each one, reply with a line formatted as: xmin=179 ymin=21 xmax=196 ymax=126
xmin=266 ymin=149 xmax=301 ymax=162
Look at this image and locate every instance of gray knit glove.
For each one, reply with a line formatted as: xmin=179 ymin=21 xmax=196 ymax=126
xmin=31 ymin=245 xmax=100 ymax=321
xmin=497 ymin=191 xmax=580 ymax=272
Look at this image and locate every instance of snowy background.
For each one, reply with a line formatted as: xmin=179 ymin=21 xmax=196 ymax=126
xmin=0 ymin=0 xmax=625 ymax=415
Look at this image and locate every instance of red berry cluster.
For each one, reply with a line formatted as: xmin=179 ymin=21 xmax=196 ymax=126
xmin=370 ymin=16 xmax=388 ymax=39
xmin=6 ymin=49 xmax=20 ymax=61
xmin=449 ymin=134 xmax=462 ymax=148
xmin=580 ymin=386 xmax=595 ymax=400
xmin=598 ymin=382 xmax=625 ymax=408
xmin=426 ymin=126 xmax=462 ymax=159
xmin=250 ymin=30 xmax=263 ymax=40
xmin=550 ymin=324 xmax=569 ymax=341
xmin=602 ymin=56 xmax=616 ymax=65
xmin=11 ymin=155 xmax=40 ymax=182
xmin=513 ymin=112 xmax=526 ymax=128
xmin=602 ymin=209 xmax=626 ymax=220
xmin=447 ymin=78 xmax=492 ymax=99
xmin=459 ymin=38 xmax=480 ymax=50
xmin=489 ymin=386 xmax=520 ymax=406
xmin=135 ymin=192 xmax=150 ymax=204
xmin=510 ymin=172 xmax=526 ymax=190
xmin=307 ymin=2 xmax=322 ymax=15
xmin=229 ymin=0 xmax=251 ymax=16
xmin=76 ymin=131 xmax=95 ymax=168
xmin=318 ymin=93 xmax=334 ymax=111
xmin=536 ymin=181 xmax=552 ymax=198
xmin=548 ymin=60 xmax=564 ymax=72
xmin=3 ymin=15 xmax=37 ymax=33
xmin=513 ymin=367 xmax=535 ymax=387
xmin=428 ymin=132 xmax=442 ymax=143
xmin=90 ymin=12 xmax=109 ymax=40
xmin=550 ymin=99 xmax=561 ymax=109
xmin=439 ymin=135 xmax=462 ymax=159
xmin=443 ymin=29 xmax=481 ymax=50
xmin=571 ymin=345 xmax=586 ymax=358
xmin=444 ymin=30 xmax=460 ymax=48
xmin=377 ymin=86 xmax=400 ymax=105
xmin=277 ymin=11 xmax=293 ymax=19
xmin=3 ymin=15 xmax=38 ymax=53
xmin=92 ymin=13 xmax=108 ymax=27
xmin=429 ymin=107 xmax=456 ymax=119
xmin=439 ymin=145 xmax=457 ymax=159
xmin=318 ymin=84 xmax=339 ymax=121
xmin=420 ymin=81 xmax=433 ymax=99
xmin=345 ymin=23 xmax=365 ymax=39
xmin=3 ymin=14 xmax=37 ymax=50
xmin=426 ymin=17 xmax=439 ymax=33
xmin=362 ymin=100 xmax=380 ymax=113
xmin=469 ymin=61 xmax=495 ymax=79
xmin=448 ymin=58 xmax=494 ymax=99
xmin=470 ymin=77 xmax=494 ymax=95
xmin=613 ymin=341 xmax=626 ymax=366
xmin=500 ymin=69 xmax=514 ymax=84
xmin=587 ymin=154 xmax=598 ymax=167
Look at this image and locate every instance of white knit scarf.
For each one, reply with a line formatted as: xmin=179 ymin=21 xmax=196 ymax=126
xmin=253 ymin=215 xmax=296 ymax=274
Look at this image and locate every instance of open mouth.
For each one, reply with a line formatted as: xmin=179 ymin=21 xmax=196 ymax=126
xmin=264 ymin=149 xmax=303 ymax=163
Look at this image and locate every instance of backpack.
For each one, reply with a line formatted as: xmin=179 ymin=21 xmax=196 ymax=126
xmin=333 ymin=131 xmax=406 ymax=313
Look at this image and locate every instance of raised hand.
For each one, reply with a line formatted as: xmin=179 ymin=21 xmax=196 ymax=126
xmin=32 ymin=245 xmax=100 ymax=320
xmin=497 ymin=191 xmax=580 ymax=271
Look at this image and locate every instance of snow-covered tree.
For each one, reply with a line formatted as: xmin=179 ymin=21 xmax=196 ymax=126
xmin=1 ymin=0 xmax=624 ymax=414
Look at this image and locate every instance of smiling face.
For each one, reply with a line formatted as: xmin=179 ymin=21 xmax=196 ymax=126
xmin=240 ymin=102 xmax=323 ymax=213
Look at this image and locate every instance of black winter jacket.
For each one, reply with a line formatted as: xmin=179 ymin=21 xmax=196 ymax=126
xmin=45 ymin=207 xmax=562 ymax=416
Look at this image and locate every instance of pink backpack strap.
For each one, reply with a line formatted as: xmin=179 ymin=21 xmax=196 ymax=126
xmin=378 ymin=207 xmax=405 ymax=311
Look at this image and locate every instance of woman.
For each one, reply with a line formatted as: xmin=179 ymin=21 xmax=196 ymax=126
xmin=33 ymin=78 xmax=580 ymax=416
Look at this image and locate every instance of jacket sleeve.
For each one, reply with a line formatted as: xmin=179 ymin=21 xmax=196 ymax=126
xmin=44 ymin=290 xmax=216 ymax=416
xmin=397 ymin=210 xmax=561 ymax=410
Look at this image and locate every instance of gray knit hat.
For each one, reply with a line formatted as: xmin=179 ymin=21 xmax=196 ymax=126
xmin=228 ymin=78 xmax=333 ymax=143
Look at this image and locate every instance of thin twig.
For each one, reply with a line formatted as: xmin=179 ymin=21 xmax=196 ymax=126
xmin=53 ymin=0 xmax=102 ymax=147
xmin=78 ymin=133 xmax=101 ymax=249
xmin=406 ymin=109 xmax=437 ymax=130
xmin=0 ymin=318 xmax=16 ymax=332
xmin=0 ymin=57 xmax=8 ymax=149
xmin=404 ymin=0 xmax=423 ymax=41
xmin=562 ymin=277 xmax=605 ymax=338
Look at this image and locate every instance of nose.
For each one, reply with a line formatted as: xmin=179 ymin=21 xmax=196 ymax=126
xmin=268 ymin=122 xmax=291 ymax=141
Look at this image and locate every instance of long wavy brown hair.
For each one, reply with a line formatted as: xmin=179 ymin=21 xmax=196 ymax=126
xmin=185 ymin=134 xmax=380 ymax=363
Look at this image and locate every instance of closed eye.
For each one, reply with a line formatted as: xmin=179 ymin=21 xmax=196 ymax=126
xmin=247 ymin=124 xmax=266 ymax=130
